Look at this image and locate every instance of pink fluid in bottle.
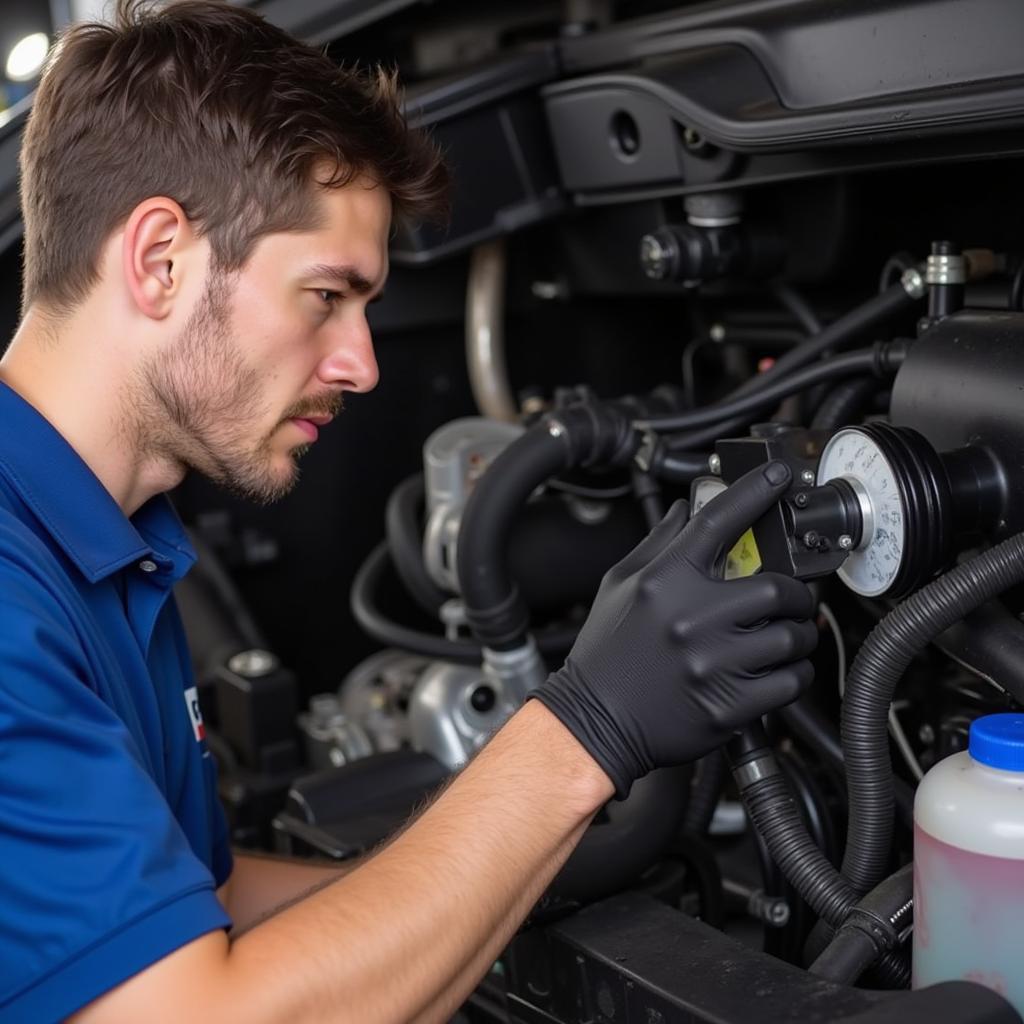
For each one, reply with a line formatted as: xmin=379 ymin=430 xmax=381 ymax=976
xmin=913 ymin=713 xmax=1024 ymax=1017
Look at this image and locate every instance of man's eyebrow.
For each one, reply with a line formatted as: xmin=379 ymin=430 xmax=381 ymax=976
xmin=305 ymin=263 xmax=383 ymax=297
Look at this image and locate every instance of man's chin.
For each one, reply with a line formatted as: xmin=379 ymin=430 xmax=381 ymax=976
xmin=203 ymin=455 xmax=301 ymax=506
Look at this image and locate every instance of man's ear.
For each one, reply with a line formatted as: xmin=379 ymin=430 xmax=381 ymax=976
xmin=122 ymin=197 xmax=194 ymax=320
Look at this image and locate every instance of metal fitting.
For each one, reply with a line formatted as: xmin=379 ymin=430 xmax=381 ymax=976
xmin=800 ymin=469 xmax=816 ymax=485
xmin=547 ymin=422 xmax=565 ymax=439
xmin=793 ymin=492 xmax=809 ymax=509
xmin=708 ymin=453 xmax=722 ymax=475
xmin=925 ymin=254 xmax=966 ymax=287
xmin=803 ymin=530 xmax=820 ymax=548
xmin=723 ymin=879 xmax=791 ymax=928
xmin=838 ymin=534 xmax=854 ymax=551
xmin=227 ymin=649 xmax=278 ymax=678
xmin=731 ymin=754 xmax=781 ymax=790
xmin=900 ymin=267 xmax=927 ymax=299
xmin=633 ymin=431 xmax=658 ymax=473
xmin=482 ymin=638 xmax=547 ymax=704
xmin=684 ymin=192 xmax=743 ymax=228
xmin=639 ymin=232 xmax=677 ymax=281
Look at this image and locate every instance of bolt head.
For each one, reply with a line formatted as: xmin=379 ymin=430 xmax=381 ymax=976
xmin=708 ymin=453 xmax=722 ymax=475
xmin=228 ymin=648 xmax=277 ymax=678
xmin=800 ymin=469 xmax=816 ymax=485
xmin=838 ymin=534 xmax=854 ymax=550
xmin=640 ymin=233 xmax=674 ymax=280
xmin=802 ymin=530 xmax=820 ymax=549
xmin=793 ymin=492 xmax=809 ymax=508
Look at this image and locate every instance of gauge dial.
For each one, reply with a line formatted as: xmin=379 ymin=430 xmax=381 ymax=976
xmin=817 ymin=428 xmax=906 ymax=597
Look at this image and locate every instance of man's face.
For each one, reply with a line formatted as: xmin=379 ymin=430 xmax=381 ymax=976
xmin=138 ymin=178 xmax=389 ymax=503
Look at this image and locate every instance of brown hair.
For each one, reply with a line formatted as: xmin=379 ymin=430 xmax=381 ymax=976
xmin=19 ymin=0 xmax=449 ymax=315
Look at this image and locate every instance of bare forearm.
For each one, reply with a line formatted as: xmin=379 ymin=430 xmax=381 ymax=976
xmin=72 ymin=701 xmax=611 ymax=1024
xmin=411 ymin=822 xmax=588 ymax=1024
xmin=222 ymin=851 xmax=358 ymax=935
xmin=222 ymin=700 xmax=610 ymax=1024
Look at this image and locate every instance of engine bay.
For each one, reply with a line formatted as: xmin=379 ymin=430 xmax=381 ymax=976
xmin=5 ymin=1 xmax=1024 ymax=1020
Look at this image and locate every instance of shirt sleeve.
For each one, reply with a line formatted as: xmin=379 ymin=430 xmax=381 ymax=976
xmin=0 ymin=562 xmax=231 ymax=1021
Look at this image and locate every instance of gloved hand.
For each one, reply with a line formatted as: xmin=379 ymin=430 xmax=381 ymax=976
xmin=531 ymin=460 xmax=817 ymax=797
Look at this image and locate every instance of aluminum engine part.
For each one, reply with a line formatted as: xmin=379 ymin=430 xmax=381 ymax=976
xmin=297 ymin=693 xmax=375 ymax=770
xmin=482 ymin=637 xmax=547 ymax=704
xmin=407 ymin=659 xmax=522 ymax=769
xmin=422 ymin=417 xmax=524 ymax=593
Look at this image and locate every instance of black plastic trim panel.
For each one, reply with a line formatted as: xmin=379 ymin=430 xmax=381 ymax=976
xmin=500 ymin=893 xmax=1021 ymax=1024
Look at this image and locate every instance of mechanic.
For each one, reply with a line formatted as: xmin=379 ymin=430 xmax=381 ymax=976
xmin=0 ymin=2 xmax=817 ymax=1021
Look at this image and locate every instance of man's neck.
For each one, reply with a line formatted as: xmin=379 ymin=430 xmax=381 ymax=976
xmin=0 ymin=305 xmax=184 ymax=516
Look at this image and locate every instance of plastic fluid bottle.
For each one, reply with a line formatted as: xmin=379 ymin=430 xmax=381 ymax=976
xmin=913 ymin=713 xmax=1024 ymax=1014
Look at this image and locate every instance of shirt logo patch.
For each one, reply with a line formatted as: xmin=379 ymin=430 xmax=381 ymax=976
xmin=184 ymin=686 xmax=206 ymax=742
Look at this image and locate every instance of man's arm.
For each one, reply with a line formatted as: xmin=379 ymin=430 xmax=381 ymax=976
xmin=71 ymin=699 xmax=612 ymax=1024
xmin=218 ymin=851 xmax=359 ymax=935
xmin=73 ymin=462 xmax=816 ymax=1023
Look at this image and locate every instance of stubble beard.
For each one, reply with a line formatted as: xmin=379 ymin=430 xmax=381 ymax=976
xmin=129 ymin=271 xmax=303 ymax=505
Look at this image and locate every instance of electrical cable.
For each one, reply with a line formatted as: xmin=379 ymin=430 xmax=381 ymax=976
xmin=821 ymin=602 xmax=846 ymax=699
xmin=635 ymin=347 xmax=903 ymax=434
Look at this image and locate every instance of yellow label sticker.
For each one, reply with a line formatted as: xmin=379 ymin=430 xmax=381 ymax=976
xmin=725 ymin=528 xmax=762 ymax=580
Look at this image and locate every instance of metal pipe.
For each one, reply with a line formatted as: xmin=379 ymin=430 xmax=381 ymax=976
xmin=466 ymin=239 xmax=517 ymax=422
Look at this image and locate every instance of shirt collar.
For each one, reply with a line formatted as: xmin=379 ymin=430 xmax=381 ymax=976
xmin=0 ymin=381 xmax=195 ymax=583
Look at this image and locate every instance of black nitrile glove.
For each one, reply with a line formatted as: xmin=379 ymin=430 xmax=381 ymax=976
xmin=531 ymin=460 xmax=817 ymax=797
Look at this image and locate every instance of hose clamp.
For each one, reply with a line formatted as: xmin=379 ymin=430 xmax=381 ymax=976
xmin=925 ymin=254 xmax=966 ymax=287
xmin=732 ymin=754 xmax=781 ymax=790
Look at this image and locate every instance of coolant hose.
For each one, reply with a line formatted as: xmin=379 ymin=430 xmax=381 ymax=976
xmin=810 ymin=863 xmax=913 ymax=985
xmin=778 ymin=700 xmax=915 ymax=826
xmin=727 ymin=725 xmax=857 ymax=928
xmin=350 ymin=541 xmax=578 ymax=663
xmin=456 ymin=403 xmax=638 ymax=650
xmin=810 ymin=377 xmax=880 ymax=432
xmin=841 ymin=532 xmax=1024 ymax=895
xmin=682 ymin=749 xmax=727 ymax=835
xmin=385 ymin=474 xmax=448 ymax=616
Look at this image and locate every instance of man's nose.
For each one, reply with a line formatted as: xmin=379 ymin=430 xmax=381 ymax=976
xmin=318 ymin=315 xmax=380 ymax=393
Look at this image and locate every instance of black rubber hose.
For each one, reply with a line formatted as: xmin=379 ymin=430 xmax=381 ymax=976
xmin=727 ymin=727 xmax=858 ymax=928
xmin=458 ymin=425 xmax=569 ymax=622
xmin=734 ymin=277 xmax=923 ymax=399
xmin=457 ymin=405 xmax=637 ymax=650
xmin=665 ymin=412 xmax=761 ymax=453
xmin=841 ymin=532 xmax=1024 ymax=896
xmin=652 ymin=450 xmax=711 ymax=484
xmin=631 ymin=468 xmax=665 ymax=530
xmin=810 ymin=377 xmax=881 ymax=432
xmin=634 ymin=345 xmax=905 ymax=434
xmin=351 ymin=541 xmax=578 ymax=664
xmin=778 ymin=699 xmax=915 ymax=826
xmin=682 ymin=748 xmax=727 ymax=835
xmin=385 ymin=474 xmax=448 ymax=616
xmin=810 ymin=863 xmax=913 ymax=985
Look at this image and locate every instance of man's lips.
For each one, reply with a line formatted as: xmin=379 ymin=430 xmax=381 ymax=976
xmin=289 ymin=415 xmax=333 ymax=441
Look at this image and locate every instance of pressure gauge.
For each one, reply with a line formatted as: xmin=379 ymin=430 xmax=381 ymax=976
xmin=816 ymin=428 xmax=906 ymax=597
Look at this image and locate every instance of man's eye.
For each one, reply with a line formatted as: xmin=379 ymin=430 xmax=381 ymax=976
xmin=318 ymin=289 xmax=342 ymax=306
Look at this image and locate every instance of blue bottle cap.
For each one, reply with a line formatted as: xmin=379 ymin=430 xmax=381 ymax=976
xmin=968 ymin=713 xmax=1024 ymax=771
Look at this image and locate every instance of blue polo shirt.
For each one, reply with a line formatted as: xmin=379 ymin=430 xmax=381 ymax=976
xmin=0 ymin=382 xmax=232 ymax=1022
